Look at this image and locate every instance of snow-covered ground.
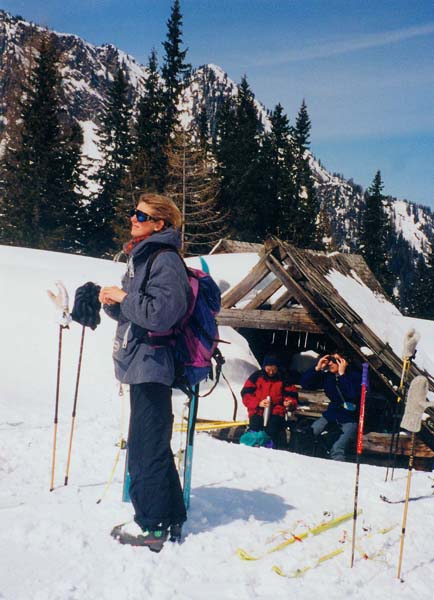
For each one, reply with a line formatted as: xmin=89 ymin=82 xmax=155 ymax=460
xmin=0 ymin=245 xmax=433 ymax=600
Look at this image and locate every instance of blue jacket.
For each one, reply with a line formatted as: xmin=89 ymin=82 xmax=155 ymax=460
xmin=300 ymin=366 xmax=362 ymax=424
xmin=104 ymin=228 xmax=190 ymax=385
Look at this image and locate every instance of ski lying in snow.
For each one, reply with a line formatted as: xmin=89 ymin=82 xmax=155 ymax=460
xmin=236 ymin=510 xmax=359 ymax=561
xmin=272 ymin=524 xmax=396 ymax=578
xmin=272 ymin=547 xmax=344 ymax=578
xmin=174 ymin=419 xmax=248 ymax=432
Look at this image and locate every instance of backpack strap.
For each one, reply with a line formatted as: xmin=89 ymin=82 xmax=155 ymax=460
xmin=135 ymin=246 xmax=182 ymax=345
xmin=139 ymin=245 xmax=180 ymax=295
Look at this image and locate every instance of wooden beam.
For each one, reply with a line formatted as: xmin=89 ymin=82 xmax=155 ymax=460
xmin=217 ymin=307 xmax=323 ymax=332
xmin=271 ymin=289 xmax=294 ymax=311
xmin=363 ymin=432 xmax=434 ymax=458
xmin=221 ymin=256 xmax=270 ymax=309
xmin=244 ymin=277 xmax=283 ymax=310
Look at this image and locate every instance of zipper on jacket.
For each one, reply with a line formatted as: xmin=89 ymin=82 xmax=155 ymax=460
xmin=122 ymin=323 xmax=132 ymax=349
xmin=127 ymin=256 xmax=135 ymax=278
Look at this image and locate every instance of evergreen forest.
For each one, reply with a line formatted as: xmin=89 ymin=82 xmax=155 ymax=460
xmin=0 ymin=1 xmax=433 ymax=320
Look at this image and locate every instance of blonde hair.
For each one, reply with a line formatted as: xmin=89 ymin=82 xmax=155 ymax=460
xmin=138 ymin=193 xmax=182 ymax=230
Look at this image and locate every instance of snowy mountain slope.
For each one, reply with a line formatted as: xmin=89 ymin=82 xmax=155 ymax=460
xmin=0 ymin=9 xmax=433 ymax=255
xmin=0 ymin=245 xmax=434 ymax=600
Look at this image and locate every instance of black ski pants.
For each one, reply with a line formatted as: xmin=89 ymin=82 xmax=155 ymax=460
xmin=128 ymin=382 xmax=186 ymax=531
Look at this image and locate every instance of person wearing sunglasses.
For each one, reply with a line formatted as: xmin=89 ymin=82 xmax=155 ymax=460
xmin=300 ymin=352 xmax=361 ymax=461
xmin=99 ymin=193 xmax=190 ymax=551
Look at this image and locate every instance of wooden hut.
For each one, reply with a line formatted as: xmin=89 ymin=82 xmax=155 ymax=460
xmin=212 ymin=237 xmax=434 ymax=467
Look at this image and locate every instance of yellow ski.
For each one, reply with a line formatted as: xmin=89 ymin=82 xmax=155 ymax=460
xmin=174 ymin=420 xmax=248 ymax=432
xmin=272 ymin=523 xmax=397 ymax=577
xmin=236 ymin=510 xmax=359 ymax=561
xmin=273 ymin=548 xmax=345 ymax=578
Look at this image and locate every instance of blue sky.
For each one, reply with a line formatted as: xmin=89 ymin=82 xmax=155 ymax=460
xmin=4 ymin=0 xmax=434 ymax=208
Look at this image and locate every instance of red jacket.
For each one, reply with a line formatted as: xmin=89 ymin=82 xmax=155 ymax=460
xmin=241 ymin=369 xmax=298 ymax=418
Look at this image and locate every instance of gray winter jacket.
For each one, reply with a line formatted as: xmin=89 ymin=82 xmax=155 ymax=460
xmin=104 ymin=228 xmax=190 ymax=385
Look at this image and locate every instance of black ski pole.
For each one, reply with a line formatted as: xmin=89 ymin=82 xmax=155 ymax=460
xmin=350 ymin=363 xmax=368 ymax=568
xmin=64 ymin=325 xmax=86 ymax=486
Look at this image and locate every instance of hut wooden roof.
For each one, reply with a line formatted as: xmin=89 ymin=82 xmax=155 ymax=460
xmin=216 ymin=237 xmax=434 ymax=394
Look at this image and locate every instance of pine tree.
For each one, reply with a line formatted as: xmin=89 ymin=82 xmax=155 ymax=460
xmin=406 ymin=247 xmax=434 ymax=318
xmin=167 ymin=129 xmax=228 ymax=255
xmin=214 ymin=76 xmax=263 ymax=241
xmin=127 ymin=49 xmax=167 ymax=196
xmin=89 ymin=65 xmax=133 ymax=256
xmin=290 ymin=99 xmax=323 ymax=249
xmin=161 ymin=0 xmax=191 ymax=139
xmin=360 ymin=171 xmax=394 ymax=294
xmin=257 ymin=103 xmax=296 ymax=239
xmin=0 ymin=35 xmax=84 ymax=251
xmin=58 ymin=120 xmax=87 ymax=252
xmin=293 ymin=99 xmax=311 ymax=151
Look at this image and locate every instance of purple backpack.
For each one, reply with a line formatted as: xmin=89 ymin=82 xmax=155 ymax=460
xmin=142 ymin=248 xmax=224 ymax=393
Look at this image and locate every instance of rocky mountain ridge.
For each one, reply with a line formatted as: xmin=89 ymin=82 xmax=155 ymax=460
xmin=1 ymin=10 xmax=432 ymax=254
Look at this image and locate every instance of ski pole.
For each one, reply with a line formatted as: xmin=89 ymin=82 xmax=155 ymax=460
xmin=50 ymin=324 xmax=64 ymax=491
xmin=47 ymin=281 xmax=71 ymax=492
xmin=397 ymin=375 xmax=433 ymax=580
xmin=96 ymin=384 xmax=127 ymax=504
xmin=183 ymin=385 xmax=200 ymax=511
xmin=350 ymin=363 xmax=368 ymax=568
xmin=385 ymin=358 xmax=411 ymax=482
xmin=397 ymin=432 xmax=416 ymax=581
xmin=385 ymin=329 xmax=420 ymax=482
xmin=64 ymin=325 xmax=86 ymax=486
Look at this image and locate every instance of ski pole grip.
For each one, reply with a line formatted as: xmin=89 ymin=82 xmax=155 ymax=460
xmin=362 ymin=363 xmax=369 ymax=387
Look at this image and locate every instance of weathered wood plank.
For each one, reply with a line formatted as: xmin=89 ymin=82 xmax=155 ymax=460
xmin=217 ymin=307 xmax=323 ymax=332
xmin=210 ymin=239 xmax=263 ymax=255
xmin=363 ymin=432 xmax=434 ymax=458
xmin=221 ymin=257 xmax=270 ymax=309
xmin=244 ymin=277 xmax=283 ymax=310
xmin=270 ymin=289 xmax=294 ymax=311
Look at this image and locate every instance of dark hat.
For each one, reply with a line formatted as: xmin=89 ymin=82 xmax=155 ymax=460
xmin=262 ymin=354 xmax=279 ymax=368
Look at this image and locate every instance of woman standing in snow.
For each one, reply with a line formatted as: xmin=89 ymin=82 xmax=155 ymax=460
xmin=99 ymin=193 xmax=190 ymax=552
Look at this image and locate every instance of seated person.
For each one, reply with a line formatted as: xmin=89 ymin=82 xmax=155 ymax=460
xmin=241 ymin=354 xmax=298 ymax=448
xmin=300 ymin=351 xmax=361 ymax=461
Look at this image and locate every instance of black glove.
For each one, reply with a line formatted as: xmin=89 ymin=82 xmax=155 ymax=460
xmin=71 ymin=282 xmax=102 ymax=330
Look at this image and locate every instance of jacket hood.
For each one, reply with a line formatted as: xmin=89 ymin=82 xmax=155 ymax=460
xmin=131 ymin=227 xmax=182 ymax=259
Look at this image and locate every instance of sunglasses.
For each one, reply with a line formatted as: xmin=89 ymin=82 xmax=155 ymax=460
xmin=129 ymin=209 xmax=161 ymax=223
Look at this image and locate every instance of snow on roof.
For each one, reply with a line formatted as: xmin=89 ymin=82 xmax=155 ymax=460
xmin=326 ymin=268 xmax=434 ymax=376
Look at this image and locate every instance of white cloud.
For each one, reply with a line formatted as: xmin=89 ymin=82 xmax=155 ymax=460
xmin=250 ymin=22 xmax=434 ymax=66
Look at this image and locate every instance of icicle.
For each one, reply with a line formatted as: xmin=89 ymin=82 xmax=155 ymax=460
xmin=272 ymin=332 xmax=276 ymax=344
xmin=298 ymin=333 xmax=301 ymax=349
xmin=285 ymin=331 xmax=289 ymax=346
xmin=304 ymin=332 xmax=308 ymax=349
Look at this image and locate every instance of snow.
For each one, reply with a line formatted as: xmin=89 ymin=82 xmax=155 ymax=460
xmin=326 ymin=268 xmax=434 ymax=376
xmin=392 ymin=200 xmax=428 ymax=255
xmin=0 ymin=245 xmax=433 ymax=600
xmin=79 ymin=120 xmax=102 ymax=162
